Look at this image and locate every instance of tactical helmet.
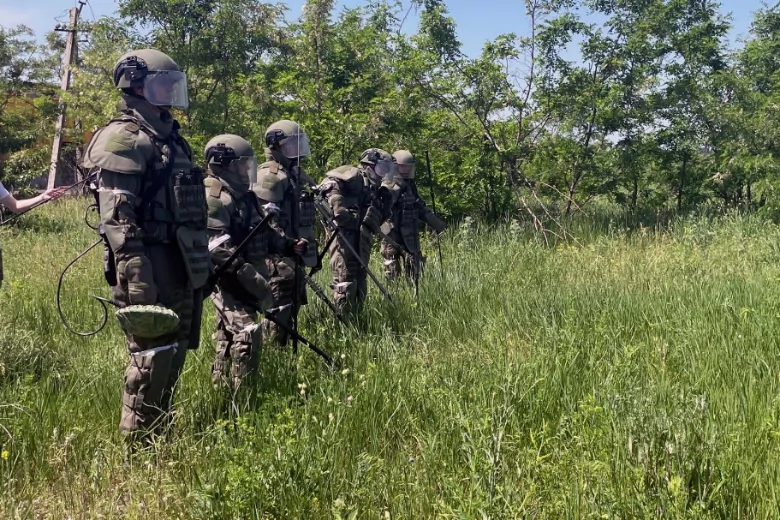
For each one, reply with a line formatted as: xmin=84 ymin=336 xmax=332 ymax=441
xmin=392 ymin=150 xmax=415 ymax=179
xmin=113 ymin=49 xmax=188 ymax=110
xmin=204 ymin=134 xmax=258 ymax=181
xmin=359 ymin=148 xmax=396 ymax=181
xmin=265 ymin=119 xmax=311 ymax=159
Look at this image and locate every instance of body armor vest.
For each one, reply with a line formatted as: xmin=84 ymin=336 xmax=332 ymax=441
xmin=323 ymin=167 xmax=373 ymax=232
xmin=391 ymin=182 xmax=422 ymax=253
xmin=206 ymin=177 xmax=272 ymax=274
xmin=255 ymin=161 xmax=317 ymax=266
xmin=86 ymin=113 xmax=210 ymax=288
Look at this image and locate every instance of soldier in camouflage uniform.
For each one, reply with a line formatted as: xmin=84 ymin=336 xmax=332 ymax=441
xmin=204 ymin=134 xmax=307 ymax=388
xmin=381 ymin=150 xmax=446 ymax=281
xmin=316 ymin=149 xmax=396 ymax=313
xmin=82 ymin=49 xmax=210 ymax=441
xmin=252 ymin=120 xmax=318 ymax=346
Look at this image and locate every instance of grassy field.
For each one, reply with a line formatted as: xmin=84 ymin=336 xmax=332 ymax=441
xmin=2 ymin=198 xmax=780 ymax=518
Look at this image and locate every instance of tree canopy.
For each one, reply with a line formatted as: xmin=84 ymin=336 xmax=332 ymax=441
xmin=2 ymin=0 xmax=780 ymax=220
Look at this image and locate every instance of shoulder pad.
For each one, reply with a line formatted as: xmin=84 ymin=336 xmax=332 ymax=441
xmin=258 ymin=160 xmax=281 ymax=175
xmin=81 ymin=120 xmax=155 ymax=174
xmin=253 ymin=161 xmax=288 ymax=202
xmin=204 ymin=177 xmax=223 ymax=198
xmin=205 ymin=185 xmax=234 ymax=213
xmin=381 ymin=178 xmax=397 ymax=189
xmin=326 ymin=165 xmax=360 ymax=181
xmin=316 ymin=178 xmax=339 ymax=193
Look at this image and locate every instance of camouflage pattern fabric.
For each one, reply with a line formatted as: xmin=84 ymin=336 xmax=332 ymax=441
xmin=210 ymin=287 xmax=261 ymax=387
xmin=254 ymin=155 xmax=315 ymax=345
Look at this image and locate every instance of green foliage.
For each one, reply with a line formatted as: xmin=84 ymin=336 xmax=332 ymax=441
xmin=4 ymin=202 xmax=780 ymax=516
xmin=7 ymin=0 xmax=780 ymax=217
xmin=0 ymin=25 xmax=61 ymax=188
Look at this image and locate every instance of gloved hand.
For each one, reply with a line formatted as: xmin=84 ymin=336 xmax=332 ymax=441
xmin=362 ymin=205 xmax=383 ymax=234
xmin=122 ymin=255 xmax=158 ymax=305
xmin=293 ymin=239 xmax=308 ymax=256
xmin=262 ymin=202 xmax=281 ymax=217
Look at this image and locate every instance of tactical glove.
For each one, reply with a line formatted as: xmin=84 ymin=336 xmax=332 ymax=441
xmin=362 ymin=205 xmax=383 ymax=234
xmin=291 ymin=238 xmax=309 ymax=257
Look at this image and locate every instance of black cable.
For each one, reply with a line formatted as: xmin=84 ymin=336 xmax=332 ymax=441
xmin=56 ymin=237 xmax=109 ymax=337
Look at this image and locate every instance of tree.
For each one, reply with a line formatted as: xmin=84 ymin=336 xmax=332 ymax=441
xmin=0 ymin=25 xmax=61 ymax=191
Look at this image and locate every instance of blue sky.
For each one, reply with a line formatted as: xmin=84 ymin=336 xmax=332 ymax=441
xmin=0 ymin=0 xmax=768 ymax=57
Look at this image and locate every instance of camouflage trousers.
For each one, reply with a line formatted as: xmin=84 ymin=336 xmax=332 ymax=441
xmin=380 ymin=235 xmax=423 ymax=282
xmin=210 ymin=287 xmax=262 ymax=388
xmin=261 ymin=255 xmax=306 ymax=346
xmin=329 ymin=228 xmax=372 ymax=313
xmin=114 ymin=244 xmax=203 ymax=442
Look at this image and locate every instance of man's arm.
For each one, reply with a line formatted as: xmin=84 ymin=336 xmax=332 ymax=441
xmin=99 ymin=170 xmax=158 ymax=305
xmin=414 ymin=186 xmax=446 ymax=233
xmin=321 ymin=178 xmax=357 ymax=228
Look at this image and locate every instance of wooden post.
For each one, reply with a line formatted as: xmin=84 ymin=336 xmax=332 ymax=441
xmin=47 ymin=6 xmax=80 ymax=190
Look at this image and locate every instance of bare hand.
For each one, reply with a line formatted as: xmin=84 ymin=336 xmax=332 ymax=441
xmin=42 ymin=187 xmax=68 ymax=201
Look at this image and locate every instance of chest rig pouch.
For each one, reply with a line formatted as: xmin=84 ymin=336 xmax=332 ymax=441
xmin=172 ymin=166 xmax=210 ymax=289
xmin=298 ymin=189 xmax=315 ymax=228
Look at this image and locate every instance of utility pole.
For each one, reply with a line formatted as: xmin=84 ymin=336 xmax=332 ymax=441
xmin=47 ymin=1 xmax=85 ymax=190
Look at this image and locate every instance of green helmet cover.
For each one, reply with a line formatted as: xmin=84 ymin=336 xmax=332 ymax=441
xmin=360 ymin=148 xmax=396 ymax=183
xmin=265 ymin=119 xmax=311 ymax=159
xmin=113 ymin=49 xmax=189 ymax=109
xmin=205 ymin=134 xmax=257 ymax=191
xmin=392 ymin=150 xmax=415 ymax=179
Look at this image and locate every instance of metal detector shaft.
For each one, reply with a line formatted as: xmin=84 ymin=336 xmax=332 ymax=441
xmin=264 ymin=305 xmax=333 ymax=366
xmin=424 ymin=150 xmax=444 ymax=272
xmin=280 ymin=256 xmax=348 ymax=326
xmin=301 ymin=269 xmax=348 ymax=326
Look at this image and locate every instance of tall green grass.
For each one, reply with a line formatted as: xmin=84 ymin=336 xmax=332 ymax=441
xmin=2 ymin=198 xmax=780 ymax=518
